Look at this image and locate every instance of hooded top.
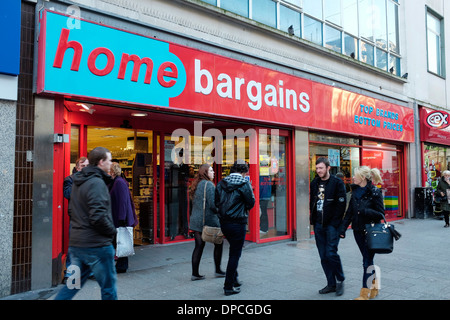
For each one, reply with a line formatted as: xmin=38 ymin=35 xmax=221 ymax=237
xmin=215 ymin=173 xmax=255 ymax=224
xmin=69 ymin=165 xmax=116 ymax=247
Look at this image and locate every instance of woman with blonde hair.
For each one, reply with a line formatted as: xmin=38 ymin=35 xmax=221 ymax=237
xmin=436 ymin=170 xmax=450 ymax=227
xmin=339 ymin=166 xmax=384 ymax=300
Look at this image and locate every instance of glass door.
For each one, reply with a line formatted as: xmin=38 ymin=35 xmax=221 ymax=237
xmin=220 ymin=127 xmax=258 ymax=240
xmin=362 ymin=141 xmax=403 ymax=220
xmin=258 ymin=131 xmax=290 ymax=241
xmin=86 ymin=126 xmax=156 ymax=244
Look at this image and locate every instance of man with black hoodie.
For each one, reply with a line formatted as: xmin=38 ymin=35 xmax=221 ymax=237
xmin=55 ymin=147 xmax=117 ymax=300
xmin=215 ymin=162 xmax=255 ymax=296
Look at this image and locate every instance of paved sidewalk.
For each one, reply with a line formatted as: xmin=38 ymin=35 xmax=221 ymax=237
xmin=3 ymin=217 xmax=450 ymax=300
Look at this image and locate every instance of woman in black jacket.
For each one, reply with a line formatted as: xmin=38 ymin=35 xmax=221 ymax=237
xmin=339 ymin=166 xmax=384 ymax=300
xmin=215 ymin=162 xmax=255 ymax=296
xmin=436 ymin=171 xmax=450 ymax=227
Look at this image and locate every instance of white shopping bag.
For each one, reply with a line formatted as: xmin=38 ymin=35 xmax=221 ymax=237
xmin=116 ymin=227 xmax=135 ymax=257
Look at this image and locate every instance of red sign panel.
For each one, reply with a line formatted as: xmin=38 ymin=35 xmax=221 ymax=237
xmin=38 ymin=10 xmax=415 ymax=142
xmin=420 ymin=107 xmax=450 ymax=145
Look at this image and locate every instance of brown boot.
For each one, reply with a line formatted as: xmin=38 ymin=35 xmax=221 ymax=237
xmin=354 ymin=288 xmax=371 ymax=300
xmin=369 ymin=279 xmax=379 ymax=299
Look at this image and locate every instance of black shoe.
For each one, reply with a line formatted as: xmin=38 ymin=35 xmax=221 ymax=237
xmin=445 ymin=224 xmax=449 ymax=228
xmin=191 ymin=275 xmax=205 ymax=281
xmin=215 ymin=271 xmax=226 ymax=278
xmin=233 ymin=279 xmax=243 ymax=287
xmin=224 ymin=287 xmax=241 ymax=296
xmin=336 ymin=281 xmax=344 ymax=296
xmin=319 ymin=285 xmax=336 ymax=294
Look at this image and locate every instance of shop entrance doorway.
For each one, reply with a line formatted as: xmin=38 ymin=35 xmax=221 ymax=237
xmin=309 ymin=133 xmax=405 ymax=221
xmin=62 ymin=101 xmax=291 ymax=249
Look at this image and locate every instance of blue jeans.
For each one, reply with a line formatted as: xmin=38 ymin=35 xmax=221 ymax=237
xmin=221 ymin=222 xmax=246 ymax=290
xmin=314 ymin=223 xmax=345 ymax=287
xmin=353 ymin=230 xmax=376 ymax=288
xmin=55 ymin=245 xmax=117 ymax=300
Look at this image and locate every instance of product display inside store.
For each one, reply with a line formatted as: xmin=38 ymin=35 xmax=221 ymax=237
xmin=77 ymin=124 xmax=254 ymax=244
xmin=86 ymin=126 xmax=155 ymax=244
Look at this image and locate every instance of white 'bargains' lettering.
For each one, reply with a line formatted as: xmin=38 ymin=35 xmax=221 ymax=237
xmin=194 ymin=59 xmax=310 ymax=113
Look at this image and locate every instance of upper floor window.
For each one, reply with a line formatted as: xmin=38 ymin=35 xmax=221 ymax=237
xmin=199 ymin=0 xmax=401 ymax=76
xmin=426 ymin=9 xmax=445 ymax=77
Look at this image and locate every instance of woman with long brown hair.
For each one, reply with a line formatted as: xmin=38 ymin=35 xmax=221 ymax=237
xmin=189 ymin=164 xmax=224 ymax=280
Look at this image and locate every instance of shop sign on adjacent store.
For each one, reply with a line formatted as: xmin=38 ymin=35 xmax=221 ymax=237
xmin=0 ymin=0 xmax=21 ymax=76
xmin=37 ymin=10 xmax=414 ymax=142
xmin=420 ymin=107 xmax=450 ymax=145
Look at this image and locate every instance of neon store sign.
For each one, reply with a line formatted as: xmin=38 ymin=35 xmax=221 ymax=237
xmin=38 ymin=10 xmax=414 ymax=142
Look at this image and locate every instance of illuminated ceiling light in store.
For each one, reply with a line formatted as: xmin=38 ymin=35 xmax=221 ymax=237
xmin=203 ymin=120 xmax=214 ymax=124
xmin=77 ymin=103 xmax=89 ymax=110
xmin=77 ymin=103 xmax=95 ymax=114
xmin=131 ymin=112 xmax=148 ymax=117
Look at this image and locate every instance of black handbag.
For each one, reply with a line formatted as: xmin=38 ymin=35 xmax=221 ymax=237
xmin=365 ymin=214 xmax=401 ymax=254
xmin=435 ymin=193 xmax=447 ymax=203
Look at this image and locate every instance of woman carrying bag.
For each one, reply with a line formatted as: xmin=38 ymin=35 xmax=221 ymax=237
xmin=436 ymin=171 xmax=450 ymax=228
xmin=189 ymin=164 xmax=225 ymax=280
xmin=339 ymin=166 xmax=384 ymax=300
xmin=109 ymin=162 xmax=138 ymax=273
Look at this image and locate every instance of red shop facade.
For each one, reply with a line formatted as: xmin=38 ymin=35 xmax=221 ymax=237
xmin=420 ymin=106 xmax=450 ymax=188
xmin=35 ymin=10 xmax=415 ymax=283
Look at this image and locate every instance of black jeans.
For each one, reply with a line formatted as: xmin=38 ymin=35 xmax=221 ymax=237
xmin=221 ymin=222 xmax=246 ymax=290
xmin=443 ymin=210 xmax=450 ymax=225
xmin=354 ymin=230 xmax=376 ymax=288
xmin=314 ymin=223 xmax=345 ymax=287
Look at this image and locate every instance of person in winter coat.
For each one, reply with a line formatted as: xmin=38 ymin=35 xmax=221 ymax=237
xmin=188 ymin=164 xmax=224 ymax=281
xmin=215 ymin=162 xmax=255 ymax=296
xmin=62 ymin=156 xmax=88 ymax=280
xmin=310 ymin=157 xmax=347 ymax=296
xmin=436 ymin=171 xmax=450 ymax=227
xmin=55 ymin=147 xmax=117 ymax=300
xmin=109 ymin=162 xmax=138 ymax=273
xmin=339 ymin=166 xmax=384 ymax=300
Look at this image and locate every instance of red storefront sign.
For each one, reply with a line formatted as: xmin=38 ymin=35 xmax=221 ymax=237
xmin=38 ymin=10 xmax=415 ymax=142
xmin=420 ymin=107 xmax=450 ymax=145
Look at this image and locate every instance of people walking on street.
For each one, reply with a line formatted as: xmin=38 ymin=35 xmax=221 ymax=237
xmin=188 ymin=164 xmax=224 ymax=281
xmin=310 ymin=157 xmax=347 ymax=296
xmin=109 ymin=162 xmax=138 ymax=273
xmin=215 ymin=162 xmax=255 ymax=296
xmin=55 ymin=147 xmax=117 ymax=300
xmin=436 ymin=171 xmax=450 ymax=227
xmin=339 ymin=166 xmax=384 ymax=300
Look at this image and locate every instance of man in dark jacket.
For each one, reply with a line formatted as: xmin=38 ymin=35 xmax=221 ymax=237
xmin=62 ymin=156 xmax=88 ymax=280
xmin=310 ymin=157 xmax=347 ymax=296
xmin=215 ymin=162 xmax=255 ymax=296
xmin=55 ymin=147 xmax=117 ymax=300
